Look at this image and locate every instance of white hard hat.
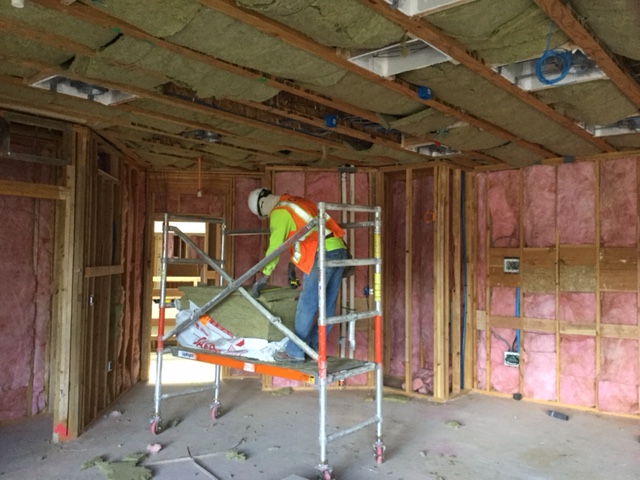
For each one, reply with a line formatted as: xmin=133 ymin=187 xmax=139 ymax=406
xmin=248 ymin=187 xmax=272 ymax=219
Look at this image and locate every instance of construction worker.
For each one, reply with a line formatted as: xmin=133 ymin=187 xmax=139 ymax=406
xmin=247 ymin=188 xmax=347 ymax=362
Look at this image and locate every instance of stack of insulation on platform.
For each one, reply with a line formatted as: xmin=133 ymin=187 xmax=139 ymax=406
xmin=178 ymin=286 xmax=298 ymax=341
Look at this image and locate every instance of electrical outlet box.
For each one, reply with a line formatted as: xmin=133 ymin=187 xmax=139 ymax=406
xmin=503 ymin=257 xmax=520 ymax=274
xmin=504 ymin=351 xmax=520 ymax=367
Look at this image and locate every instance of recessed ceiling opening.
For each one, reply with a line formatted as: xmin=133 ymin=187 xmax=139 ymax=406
xmin=412 ymin=142 xmax=460 ymax=157
xmin=31 ymin=76 xmax=136 ymax=106
xmin=586 ymin=115 xmax=640 ymax=137
xmin=494 ymin=49 xmax=606 ymax=91
xmin=385 ymin=0 xmax=478 ymax=16
xmin=349 ymin=38 xmax=452 ymax=77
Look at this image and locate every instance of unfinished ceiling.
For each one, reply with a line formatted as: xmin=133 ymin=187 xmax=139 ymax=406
xmin=0 ymin=0 xmax=639 ymax=171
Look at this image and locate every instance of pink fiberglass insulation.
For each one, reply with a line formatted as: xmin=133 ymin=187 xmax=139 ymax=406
xmin=477 ymin=174 xmax=487 ymax=310
xmin=488 ymin=170 xmax=519 ymax=248
xmin=558 ymin=293 xmax=596 ymax=324
xmin=490 ymin=327 xmax=519 ymax=393
xmin=600 ymin=338 xmax=638 ymax=386
xmin=598 ymin=381 xmax=638 ymax=414
xmin=557 ymin=162 xmax=596 ymax=244
xmin=490 ymin=287 xmax=517 ymax=316
xmin=560 ymin=336 xmax=596 ymax=407
xmin=601 ymin=292 xmax=638 ymax=325
xmin=233 ymin=177 xmax=263 ymax=284
xmin=489 ymin=288 xmax=518 ymax=393
xmin=410 ymin=174 xmax=434 ymax=385
xmin=179 ymin=193 xmax=225 ymax=215
xmin=522 ymin=293 xmax=555 ymax=319
xmin=523 ymin=165 xmax=556 ymax=248
xmin=599 ymin=338 xmax=639 ymax=414
xmin=476 ymin=330 xmax=486 ymax=389
xmin=387 ymin=177 xmax=407 ymax=377
xmin=522 ymin=333 xmax=556 ymax=401
xmin=0 ymin=195 xmax=50 ymax=421
xmin=129 ymin=169 xmax=146 ymax=385
xmin=600 ymin=158 xmax=637 ymax=247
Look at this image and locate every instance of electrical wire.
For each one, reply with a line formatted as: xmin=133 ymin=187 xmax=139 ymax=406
xmin=535 ymin=22 xmax=572 ymax=85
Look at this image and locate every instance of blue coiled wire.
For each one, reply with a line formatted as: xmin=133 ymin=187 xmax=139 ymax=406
xmin=535 ymin=22 xmax=572 ymax=85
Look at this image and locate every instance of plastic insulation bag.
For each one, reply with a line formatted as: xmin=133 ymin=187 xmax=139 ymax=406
xmin=176 ymin=301 xmax=246 ymax=354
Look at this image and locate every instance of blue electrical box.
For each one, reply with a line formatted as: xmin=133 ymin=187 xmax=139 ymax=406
xmin=417 ymin=86 xmax=432 ymax=100
xmin=324 ymin=114 xmax=338 ymax=128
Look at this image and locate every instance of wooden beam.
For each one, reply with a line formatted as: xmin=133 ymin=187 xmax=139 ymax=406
xmin=31 ymin=0 xmax=384 ymax=125
xmin=0 ymin=75 xmax=303 ymax=166
xmin=451 ymin=169 xmax=462 ymax=394
xmin=433 ymin=165 xmax=450 ymax=400
xmin=533 ymin=0 xmax=640 ymax=109
xmin=84 ymin=264 xmax=124 ymax=278
xmin=0 ymin=32 xmax=390 ymax=165
xmin=404 ymin=169 xmax=413 ymax=395
xmin=198 ymin=0 xmax=558 ymax=159
xmin=0 ymin=179 xmax=70 ymax=200
xmin=359 ymin=0 xmax=616 ymax=153
xmin=463 ymin=173 xmax=477 ymax=389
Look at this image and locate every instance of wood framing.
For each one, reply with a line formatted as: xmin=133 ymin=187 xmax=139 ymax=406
xmin=533 ymin=0 xmax=640 ymax=108
xmin=475 ymin=155 xmax=640 ymax=416
xmin=358 ymin=0 xmax=614 ymax=153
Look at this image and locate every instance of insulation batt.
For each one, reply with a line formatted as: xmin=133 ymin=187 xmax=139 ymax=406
xmin=601 ymin=292 xmax=638 ymax=325
xmin=0 ymin=159 xmax=53 ymax=421
xmin=523 ymin=165 xmax=556 ymax=248
xmin=476 ymin=330 xmax=487 ymax=390
xmin=558 ymin=293 xmax=596 ymax=324
xmin=488 ymin=171 xmax=519 ymax=247
xmin=387 ymin=177 xmax=407 ymax=378
xmin=560 ymin=334 xmax=596 ymax=407
xmin=600 ymin=158 xmax=637 ymax=247
xmin=599 ymin=338 xmax=639 ymax=414
xmin=523 ymin=333 xmax=555 ymax=401
xmin=557 ymin=162 xmax=595 ymax=244
xmin=476 ymin=174 xmax=487 ymax=310
xmin=523 ymin=293 xmax=555 ymax=320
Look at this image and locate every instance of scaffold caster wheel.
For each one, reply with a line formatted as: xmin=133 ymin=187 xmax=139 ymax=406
xmin=318 ymin=470 xmax=332 ymax=480
xmin=374 ymin=442 xmax=385 ymax=464
xmin=316 ymin=465 xmax=333 ymax=480
xmin=210 ymin=404 xmax=222 ymax=420
xmin=150 ymin=420 xmax=162 ymax=435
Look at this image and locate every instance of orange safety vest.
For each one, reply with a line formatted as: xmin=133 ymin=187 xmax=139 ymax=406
xmin=273 ymin=194 xmax=345 ymax=274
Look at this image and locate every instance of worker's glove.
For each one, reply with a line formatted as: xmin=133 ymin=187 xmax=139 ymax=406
xmin=252 ymin=275 xmax=268 ymax=298
xmin=288 ymin=263 xmax=300 ymax=289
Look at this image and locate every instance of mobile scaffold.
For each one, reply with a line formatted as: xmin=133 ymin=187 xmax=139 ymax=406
xmin=151 ymin=202 xmax=384 ymax=479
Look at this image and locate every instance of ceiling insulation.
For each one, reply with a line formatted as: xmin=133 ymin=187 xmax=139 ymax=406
xmin=425 ymin=0 xmax=570 ymax=65
xmin=0 ymin=0 xmax=638 ymax=171
xmin=234 ymin=0 xmax=406 ymax=50
xmin=400 ymin=63 xmax=601 ymax=157
xmin=571 ymin=0 xmax=640 ymax=61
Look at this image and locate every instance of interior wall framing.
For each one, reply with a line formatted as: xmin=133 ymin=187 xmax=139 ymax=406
xmin=0 ymin=110 xmax=148 ymax=440
xmin=474 ymin=154 xmax=640 ymax=417
xmin=381 ymin=164 xmax=463 ymax=401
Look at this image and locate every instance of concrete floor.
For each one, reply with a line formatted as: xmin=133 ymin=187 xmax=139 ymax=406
xmin=1 ymin=356 xmax=639 ymax=480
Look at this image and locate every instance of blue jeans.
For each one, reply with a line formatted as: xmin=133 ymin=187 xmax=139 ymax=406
xmin=285 ymin=248 xmax=347 ymax=359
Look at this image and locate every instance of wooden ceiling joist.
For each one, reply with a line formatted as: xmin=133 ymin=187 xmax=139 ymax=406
xmin=0 ymin=74 xmax=327 ymax=167
xmin=358 ymin=0 xmax=616 ymax=153
xmin=10 ymin=3 xmax=449 ymax=166
xmin=198 ymin=0 xmax=559 ymax=159
xmin=532 ymin=0 xmax=640 ymax=109
xmin=31 ymin=0 xmax=385 ymax=125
